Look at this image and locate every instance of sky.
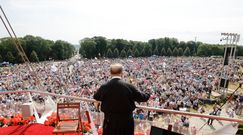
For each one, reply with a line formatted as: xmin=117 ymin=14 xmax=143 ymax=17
xmin=0 ymin=0 xmax=243 ymax=45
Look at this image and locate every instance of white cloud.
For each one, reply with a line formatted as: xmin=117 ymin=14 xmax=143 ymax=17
xmin=0 ymin=0 xmax=242 ymax=44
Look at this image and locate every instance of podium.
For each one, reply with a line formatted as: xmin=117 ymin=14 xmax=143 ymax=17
xmin=150 ymin=126 xmax=182 ymax=135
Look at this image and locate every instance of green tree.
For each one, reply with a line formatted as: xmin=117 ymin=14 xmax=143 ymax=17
xmin=0 ymin=43 xmax=4 ymax=59
xmin=186 ymin=41 xmax=196 ymax=54
xmin=92 ymin=36 xmax=107 ymax=57
xmin=79 ymin=38 xmax=97 ymax=59
xmin=172 ymin=48 xmax=179 ymax=56
xmin=6 ymin=51 xmax=15 ymax=63
xmin=79 ymin=46 xmax=85 ymax=57
xmin=0 ymin=54 xmax=2 ymax=62
xmin=23 ymin=35 xmax=53 ymax=61
xmin=106 ymin=48 xmax=113 ymax=58
xmin=30 ymin=50 xmax=39 ymax=62
xmin=183 ymin=47 xmax=191 ymax=56
xmin=178 ymin=41 xmax=186 ymax=50
xmin=197 ymin=44 xmax=212 ymax=56
xmin=132 ymin=42 xmax=144 ymax=54
xmin=236 ymin=46 xmax=243 ymax=56
xmin=178 ymin=48 xmax=183 ymax=56
xmin=134 ymin=48 xmax=140 ymax=57
xmin=141 ymin=49 xmax=146 ymax=57
xmin=149 ymin=39 xmax=157 ymax=52
xmin=164 ymin=37 xmax=171 ymax=49
xmin=167 ymin=48 xmax=172 ymax=56
xmin=0 ymin=38 xmax=18 ymax=61
xmin=16 ymin=53 xmax=24 ymax=63
xmin=113 ymin=48 xmax=119 ymax=58
xmin=120 ymin=49 xmax=127 ymax=58
xmin=111 ymin=39 xmax=130 ymax=53
xmin=127 ymin=49 xmax=133 ymax=57
xmin=211 ymin=45 xmax=223 ymax=56
xmin=160 ymin=48 xmax=166 ymax=56
xmin=192 ymin=47 xmax=197 ymax=56
xmin=0 ymin=36 xmax=76 ymax=63
xmin=144 ymin=44 xmax=152 ymax=56
xmin=153 ymin=46 xmax=159 ymax=55
xmin=51 ymin=40 xmax=75 ymax=60
xmin=155 ymin=38 xmax=165 ymax=52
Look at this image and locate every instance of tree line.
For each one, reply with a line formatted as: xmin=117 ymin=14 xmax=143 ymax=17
xmin=0 ymin=35 xmax=76 ymax=63
xmin=79 ymin=36 xmax=243 ymax=58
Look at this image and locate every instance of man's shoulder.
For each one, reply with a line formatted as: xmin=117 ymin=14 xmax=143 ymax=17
xmin=109 ymin=78 xmax=125 ymax=83
xmin=108 ymin=78 xmax=131 ymax=87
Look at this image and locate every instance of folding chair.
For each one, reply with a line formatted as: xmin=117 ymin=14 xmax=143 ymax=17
xmin=53 ymin=102 xmax=82 ymax=135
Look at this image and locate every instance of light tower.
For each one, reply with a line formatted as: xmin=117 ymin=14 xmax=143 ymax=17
xmin=220 ymin=33 xmax=240 ymax=93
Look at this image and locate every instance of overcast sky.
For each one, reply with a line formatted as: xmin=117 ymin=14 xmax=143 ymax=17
xmin=0 ymin=0 xmax=243 ymax=45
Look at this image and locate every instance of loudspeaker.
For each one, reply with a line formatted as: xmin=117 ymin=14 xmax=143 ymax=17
xmin=223 ymin=47 xmax=231 ymax=65
xmin=150 ymin=126 xmax=182 ymax=135
xmin=220 ymin=78 xmax=229 ymax=88
xmin=223 ymin=47 xmax=236 ymax=65
xmin=231 ymin=47 xmax=235 ymax=57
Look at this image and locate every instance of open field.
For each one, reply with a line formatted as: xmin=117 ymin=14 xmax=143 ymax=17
xmin=228 ymin=82 xmax=243 ymax=93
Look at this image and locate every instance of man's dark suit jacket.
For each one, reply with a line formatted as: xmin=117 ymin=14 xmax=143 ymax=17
xmin=94 ymin=77 xmax=150 ymax=135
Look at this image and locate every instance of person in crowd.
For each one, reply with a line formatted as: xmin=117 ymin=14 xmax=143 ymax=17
xmin=207 ymin=109 xmax=217 ymax=125
xmin=228 ymin=108 xmax=235 ymax=118
xmin=0 ymin=57 xmax=242 ymax=129
xmin=198 ymin=105 xmax=205 ymax=114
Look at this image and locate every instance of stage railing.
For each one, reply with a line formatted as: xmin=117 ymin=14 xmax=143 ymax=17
xmin=0 ymin=90 xmax=242 ymax=123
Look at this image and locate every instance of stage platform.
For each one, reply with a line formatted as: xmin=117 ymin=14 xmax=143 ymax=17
xmin=0 ymin=124 xmax=78 ymax=135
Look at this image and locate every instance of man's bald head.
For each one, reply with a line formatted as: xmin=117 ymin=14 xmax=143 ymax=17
xmin=110 ymin=63 xmax=123 ymax=76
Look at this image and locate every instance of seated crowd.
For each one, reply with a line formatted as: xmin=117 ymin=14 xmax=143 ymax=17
xmin=0 ymin=57 xmax=242 ymax=128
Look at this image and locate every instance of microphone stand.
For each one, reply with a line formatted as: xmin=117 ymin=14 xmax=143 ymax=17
xmin=219 ymin=83 xmax=242 ymax=109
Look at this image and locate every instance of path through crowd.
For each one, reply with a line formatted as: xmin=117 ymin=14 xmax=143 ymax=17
xmin=189 ymin=104 xmax=239 ymax=135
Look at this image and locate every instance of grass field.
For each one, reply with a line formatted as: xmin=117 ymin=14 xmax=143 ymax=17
xmin=189 ymin=80 xmax=243 ymax=113
xmin=240 ymin=67 xmax=243 ymax=72
xmin=228 ymin=82 xmax=243 ymax=93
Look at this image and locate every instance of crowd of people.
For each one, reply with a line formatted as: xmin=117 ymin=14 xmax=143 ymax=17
xmin=0 ymin=57 xmax=243 ymax=128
